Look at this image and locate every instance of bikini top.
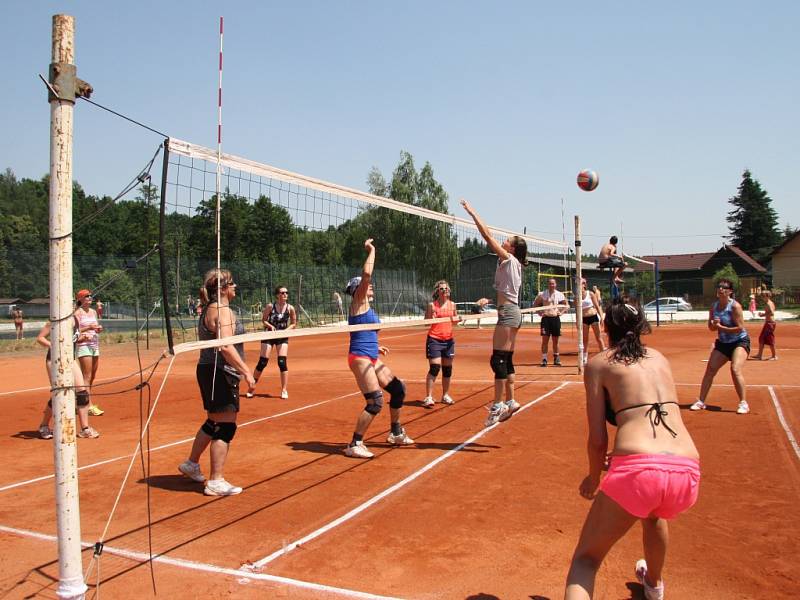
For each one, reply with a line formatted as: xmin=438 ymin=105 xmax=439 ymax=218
xmin=605 ymin=399 xmax=680 ymax=438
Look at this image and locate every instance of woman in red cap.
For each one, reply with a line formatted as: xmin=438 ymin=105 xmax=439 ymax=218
xmin=74 ymin=289 xmax=104 ymax=416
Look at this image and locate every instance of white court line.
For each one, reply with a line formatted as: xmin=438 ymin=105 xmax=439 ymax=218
xmin=0 ymin=392 xmax=360 ymax=494
xmin=244 ymin=382 xmax=570 ymax=571
xmin=768 ymin=386 xmax=800 ymax=462
xmin=0 ymin=524 xmax=399 ymax=600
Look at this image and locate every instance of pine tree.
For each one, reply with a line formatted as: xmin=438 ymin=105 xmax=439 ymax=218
xmin=726 ymin=169 xmax=781 ymax=262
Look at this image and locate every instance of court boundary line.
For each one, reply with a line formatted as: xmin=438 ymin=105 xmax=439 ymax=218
xmin=768 ymin=385 xmax=800 ymax=462
xmin=0 ymin=524 xmax=400 ymax=600
xmin=244 ymin=382 xmax=570 ymax=571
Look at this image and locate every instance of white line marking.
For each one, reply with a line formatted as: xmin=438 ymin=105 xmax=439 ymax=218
xmin=244 ymin=382 xmax=570 ymax=570
xmin=0 ymin=391 xmax=360 ymax=494
xmin=0 ymin=524 xmax=399 ymax=600
xmin=768 ymin=385 xmax=800 ymax=462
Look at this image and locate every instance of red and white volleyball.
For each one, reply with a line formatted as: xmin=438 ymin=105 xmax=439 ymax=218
xmin=577 ymin=169 xmax=599 ymax=191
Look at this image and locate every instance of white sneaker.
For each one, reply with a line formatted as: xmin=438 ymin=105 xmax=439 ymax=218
xmin=499 ymin=399 xmax=520 ymax=422
xmin=280 ymin=389 xmax=289 ymax=399
xmin=38 ymin=425 xmax=53 ymax=440
xmin=689 ymin=399 xmax=706 ymax=411
xmin=245 ymin=390 xmax=254 ymax=398
xmin=422 ymin=396 xmax=435 ymax=408
xmin=77 ymin=426 xmax=100 ymax=439
xmin=344 ymin=441 xmax=374 ymax=458
xmin=386 ymin=429 xmax=415 ymax=445
xmin=635 ymin=559 xmax=664 ymax=600
xmin=441 ymin=393 xmax=454 ymax=405
xmin=178 ymin=460 xmax=206 ymax=483
xmin=737 ymin=401 xmax=750 ymax=415
xmin=204 ymin=478 xmax=242 ymax=496
xmin=485 ymin=402 xmax=509 ymax=427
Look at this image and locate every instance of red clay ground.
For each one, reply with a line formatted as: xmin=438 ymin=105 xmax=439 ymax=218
xmin=0 ymin=321 xmax=798 ymax=599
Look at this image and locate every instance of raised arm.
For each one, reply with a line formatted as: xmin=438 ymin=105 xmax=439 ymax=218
xmin=353 ymin=238 xmax=376 ymax=303
xmin=460 ymin=198 xmax=509 ymax=260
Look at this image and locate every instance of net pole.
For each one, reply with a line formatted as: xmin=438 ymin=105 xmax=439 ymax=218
xmin=574 ymin=215 xmax=584 ymax=374
xmin=158 ymin=139 xmax=174 ymax=354
xmin=48 ymin=14 xmax=88 ymax=599
xmin=215 ymin=16 xmax=224 ymax=300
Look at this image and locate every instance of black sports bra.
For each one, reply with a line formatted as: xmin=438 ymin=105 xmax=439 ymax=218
xmin=605 ymin=398 xmax=679 ymax=438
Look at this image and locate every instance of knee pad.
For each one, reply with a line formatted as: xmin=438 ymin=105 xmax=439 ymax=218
xmin=428 ymin=364 xmax=441 ymax=378
xmin=255 ymin=357 xmax=268 ymax=372
xmin=384 ymin=377 xmax=406 ymax=409
xmin=364 ymin=390 xmax=384 ymax=415
xmin=506 ymin=352 xmax=515 ymax=376
xmin=490 ymin=350 xmax=509 ymax=380
xmin=76 ymin=390 xmax=90 ymax=407
xmin=212 ymin=421 xmax=237 ymax=443
xmin=277 ymin=356 xmax=288 ymax=372
xmin=201 ymin=418 xmax=216 ymax=437
xmin=442 ymin=365 xmax=453 ymax=378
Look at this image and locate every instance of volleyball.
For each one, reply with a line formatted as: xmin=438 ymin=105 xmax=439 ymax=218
xmin=577 ymin=169 xmax=599 ymax=191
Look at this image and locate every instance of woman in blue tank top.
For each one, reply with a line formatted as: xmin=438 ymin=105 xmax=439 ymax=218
xmin=690 ymin=278 xmax=750 ymax=414
xmin=343 ymin=238 xmax=414 ymax=459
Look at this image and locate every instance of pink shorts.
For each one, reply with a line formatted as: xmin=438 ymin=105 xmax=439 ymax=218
xmin=599 ymin=454 xmax=700 ymax=519
xmin=348 ymin=353 xmax=378 ymax=368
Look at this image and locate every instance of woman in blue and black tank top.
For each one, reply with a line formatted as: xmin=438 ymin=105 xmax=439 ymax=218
xmin=343 ymin=238 xmax=414 ymax=459
xmin=690 ymin=278 xmax=751 ymax=414
xmin=177 ymin=268 xmax=255 ymax=497
xmin=247 ymin=285 xmax=297 ymax=400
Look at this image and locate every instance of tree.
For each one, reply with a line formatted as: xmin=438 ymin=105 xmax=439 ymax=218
xmin=726 ymin=170 xmax=781 ymax=262
xmin=782 ymin=224 xmax=799 ymax=242
xmin=712 ymin=263 xmax=740 ymax=298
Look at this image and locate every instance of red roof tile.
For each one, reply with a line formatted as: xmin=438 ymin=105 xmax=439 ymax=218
xmin=631 ymin=252 xmax=714 ymax=272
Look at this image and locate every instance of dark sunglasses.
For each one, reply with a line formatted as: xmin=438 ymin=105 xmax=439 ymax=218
xmin=278 ymin=290 xmax=288 ymax=294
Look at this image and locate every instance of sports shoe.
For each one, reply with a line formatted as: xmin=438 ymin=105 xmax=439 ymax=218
xmin=344 ymin=441 xmax=374 ymax=458
xmin=387 ymin=429 xmax=415 ymax=445
xmin=204 ymin=478 xmax=242 ymax=496
xmin=499 ymin=399 xmax=520 ymax=422
xmin=422 ymin=396 xmax=435 ymax=408
xmin=245 ymin=390 xmax=255 ymax=398
xmin=77 ymin=426 xmax=100 ymax=439
xmin=178 ymin=460 xmax=206 ymax=483
xmin=689 ymin=399 xmax=706 ymax=411
xmin=441 ymin=393 xmax=454 ymax=405
xmin=38 ymin=425 xmax=53 ymax=440
xmin=635 ymin=559 xmax=664 ymax=600
xmin=485 ymin=402 xmax=510 ymax=427
xmin=280 ymin=389 xmax=289 ymax=399
xmin=737 ymin=400 xmax=750 ymax=415
xmin=540 ymin=358 xmax=548 ymax=367
xmin=554 ymin=355 xmax=562 ymax=367
xmin=88 ymin=405 xmax=104 ymax=416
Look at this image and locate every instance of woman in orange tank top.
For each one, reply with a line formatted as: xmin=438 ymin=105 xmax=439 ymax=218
xmin=422 ymin=280 xmax=459 ymax=407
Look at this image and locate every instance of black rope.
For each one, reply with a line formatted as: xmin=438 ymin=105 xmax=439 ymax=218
xmin=78 ymin=96 xmax=169 ymax=138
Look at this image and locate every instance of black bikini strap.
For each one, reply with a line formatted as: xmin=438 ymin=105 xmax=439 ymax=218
xmin=644 ymin=401 xmax=679 ymax=438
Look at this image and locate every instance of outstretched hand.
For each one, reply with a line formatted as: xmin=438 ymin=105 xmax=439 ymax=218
xmin=460 ymin=198 xmax=474 ymax=215
xmin=364 ymin=238 xmax=375 ymax=251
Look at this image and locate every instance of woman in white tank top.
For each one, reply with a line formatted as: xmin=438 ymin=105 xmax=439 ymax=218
xmin=580 ymin=279 xmax=606 ymax=365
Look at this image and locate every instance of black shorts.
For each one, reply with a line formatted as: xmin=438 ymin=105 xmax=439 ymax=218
xmin=262 ymin=337 xmax=288 ymax=346
xmin=714 ymin=338 xmax=751 ymax=360
xmin=197 ymin=363 xmax=240 ymax=413
xmin=599 ymin=256 xmax=625 ymax=269
xmin=583 ymin=313 xmax=600 ymax=326
xmin=541 ymin=315 xmax=562 ymax=337
xmin=426 ymin=336 xmax=455 ymax=359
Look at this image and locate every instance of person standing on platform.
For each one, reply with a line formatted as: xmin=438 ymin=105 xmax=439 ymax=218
xmin=599 ymin=236 xmax=627 ymax=284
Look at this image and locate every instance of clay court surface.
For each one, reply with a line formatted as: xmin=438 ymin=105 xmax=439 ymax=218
xmin=0 ymin=321 xmax=798 ymax=599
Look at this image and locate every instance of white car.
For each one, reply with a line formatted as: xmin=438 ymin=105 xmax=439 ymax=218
xmin=643 ymin=297 xmax=693 ymax=312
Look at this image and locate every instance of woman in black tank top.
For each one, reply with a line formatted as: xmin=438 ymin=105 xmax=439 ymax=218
xmin=247 ymin=285 xmax=297 ymax=399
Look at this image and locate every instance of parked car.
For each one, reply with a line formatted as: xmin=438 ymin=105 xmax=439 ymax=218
xmin=642 ymin=297 xmax=693 ymax=312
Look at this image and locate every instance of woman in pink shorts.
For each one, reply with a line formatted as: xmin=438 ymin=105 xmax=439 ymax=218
xmin=565 ymin=296 xmax=700 ymax=600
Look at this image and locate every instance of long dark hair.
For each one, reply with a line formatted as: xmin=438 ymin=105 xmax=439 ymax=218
xmin=508 ymin=235 xmax=528 ymax=265
xmin=603 ymin=296 xmax=650 ymax=364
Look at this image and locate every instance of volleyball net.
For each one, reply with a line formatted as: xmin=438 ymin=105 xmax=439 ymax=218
xmin=159 ymin=137 xmax=568 ymax=352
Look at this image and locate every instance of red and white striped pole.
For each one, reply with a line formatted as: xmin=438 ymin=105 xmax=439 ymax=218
xmin=215 ymin=16 xmax=224 ymax=286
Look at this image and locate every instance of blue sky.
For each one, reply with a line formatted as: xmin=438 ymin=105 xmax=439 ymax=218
xmin=3 ymin=1 xmax=798 ymax=256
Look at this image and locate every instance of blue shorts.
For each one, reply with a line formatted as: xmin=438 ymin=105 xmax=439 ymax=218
xmin=426 ymin=336 xmax=455 ymax=359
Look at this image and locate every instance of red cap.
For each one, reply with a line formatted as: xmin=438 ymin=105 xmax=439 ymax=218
xmin=76 ymin=289 xmax=92 ymax=301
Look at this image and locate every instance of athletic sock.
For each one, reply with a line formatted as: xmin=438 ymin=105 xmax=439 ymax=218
xmin=390 ymin=422 xmax=402 ymax=436
xmin=351 ymin=432 xmax=363 ymax=446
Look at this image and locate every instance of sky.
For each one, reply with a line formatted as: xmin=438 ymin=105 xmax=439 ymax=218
xmin=2 ymin=1 xmax=798 ymax=257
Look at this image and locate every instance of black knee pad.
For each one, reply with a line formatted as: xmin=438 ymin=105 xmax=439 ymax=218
xmin=76 ymin=390 xmax=90 ymax=407
xmin=364 ymin=390 xmax=384 ymax=415
xmin=506 ymin=352 xmax=515 ymax=376
xmin=442 ymin=365 xmax=453 ymax=378
xmin=490 ymin=350 xmax=509 ymax=380
xmin=255 ymin=357 xmax=268 ymax=372
xmin=201 ymin=418 xmax=216 ymax=437
xmin=384 ymin=377 xmax=406 ymax=409
xmin=428 ymin=364 xmax=441 ymax=378
xmin=212 ymin=421 xmax=237 ymax=443
xmin=277 ymin=356 xmax=288 ymax=372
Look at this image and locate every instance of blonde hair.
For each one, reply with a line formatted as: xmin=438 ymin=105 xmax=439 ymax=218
xmin=433 ymin=279 xmax=450 ymax=300
xmin=199 ymin=269 xmax=233 ymax=305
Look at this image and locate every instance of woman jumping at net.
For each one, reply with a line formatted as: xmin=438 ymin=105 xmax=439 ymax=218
xmin=422 ymin=279 xmax=459 ymax=407
xmin=246 ymin=285 xmax=297 ymax=399
xmin=565 ymin=297 xmax=700 ymax=600
xmin=36 ymin=320 xmax=99 ymax=440
xmin=580 ymin=278 xmax=606 ymax=365
xmin=690 ymin=278 xmax=751 ymax=415
xmin=344 ymin=238 xmax=414 ymax=458
xmin=461 ymin=198 xmax=527 ymax=426
xmin=178 ymin=269 xmax=256 ymax=496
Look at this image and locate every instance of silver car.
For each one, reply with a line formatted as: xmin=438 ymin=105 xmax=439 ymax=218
xmin=643 ymin=297 xmax=693 ymax=312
